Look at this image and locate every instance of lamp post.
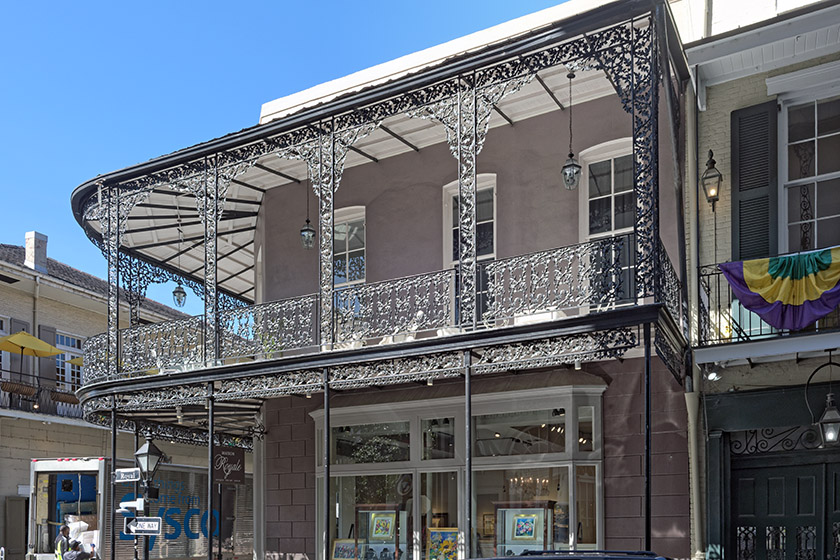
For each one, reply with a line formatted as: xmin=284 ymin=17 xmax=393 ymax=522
xmin=135 ymin=439 xmax=164 ymax=560
xmin=805 ymin=353 xmax=840 ymax=447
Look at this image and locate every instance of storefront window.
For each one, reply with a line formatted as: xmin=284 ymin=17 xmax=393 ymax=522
xmin=421 ymin=472 xmax=459 ymax=560
xmin=332 ymin=422 xmax=411 ymax=464
xmin=578 ymin=407 xmax=594 ymax=452
xmin=473 ymin=467 xmax=570 ymax=557
xmin=474 ymin=408 xmax=566 ymax=457
xmin=422 ymin=418 xmax=456 ymax=460
xmin=575 ymin=466 xmax=597 ymax=545
xmin=331 ymin=474 xmax=413 ymax=560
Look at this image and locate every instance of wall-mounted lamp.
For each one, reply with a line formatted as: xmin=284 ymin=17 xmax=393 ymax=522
xmin=805 ymin=351 xmax=840 ymax=447
xmin=701 ymin=150 xmax=722 ymax=211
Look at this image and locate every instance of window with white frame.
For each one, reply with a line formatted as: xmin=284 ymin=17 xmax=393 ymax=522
xmin=55 ymin=332 xmax=83 ymax=392
xmin=333 ymin=206 xmax=366 ymax=288
xmin=783 ymin=94 xmax=840 ymax=252
xmin=313 ymin=387 xmax=604 ymax=560
xmin=580 ymin=140 xmax=635 ymax=303
xmin=443 ymin=175 xmax=496 ymax=320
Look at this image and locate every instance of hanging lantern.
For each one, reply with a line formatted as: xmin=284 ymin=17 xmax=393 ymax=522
xmin=172 ymin=283 xmax=187 ymax=308
xmin=561 ymin=72 xmax=581 ymax=190
xmin=300 ymin=219 xmax=316 ymax=250
xmin=818 ymin=392 xmax=840 ymax=447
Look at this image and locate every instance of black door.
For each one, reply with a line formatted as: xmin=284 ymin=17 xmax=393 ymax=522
xmin=731 ymin=460 xmax=840 ymax=560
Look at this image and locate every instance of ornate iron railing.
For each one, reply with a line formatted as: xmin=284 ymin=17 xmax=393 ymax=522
xmin=119 ymin=316 xmax=204 ymax=375
xmin=482 ymin=234 xmax=635 ymax=323
xmin=0 ymin=370 xmax=83 ymax=419
xmin=81 ymin=234 xmax=686 ymax=384
xmin=334 ymin=270 xmax=455 ymax=343
xmin=220 ymin=294 xmax=318 ymax=359
xmin=698 ymin=264 xmax=840 ymax=346
xmin=657 ymin=238 xmax=685 ymax=336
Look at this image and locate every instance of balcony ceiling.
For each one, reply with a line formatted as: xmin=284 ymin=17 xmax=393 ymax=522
xmin=91 ymin=67 xmax=617 ymax=304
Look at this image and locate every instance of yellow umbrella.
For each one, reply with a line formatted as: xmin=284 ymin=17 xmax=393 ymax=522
xmin=0 ymin=331 xmax=62 ymax=363
xmin=68 ymin=356 xmax=84 ymax=367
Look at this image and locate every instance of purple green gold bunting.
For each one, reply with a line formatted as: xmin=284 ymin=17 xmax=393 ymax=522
xmin=719 ymin=246 xmax=840 ymax=331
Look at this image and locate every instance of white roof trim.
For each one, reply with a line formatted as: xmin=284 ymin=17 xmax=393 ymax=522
xmin=766 ymin=59 xmax=840 ymax=96
xmin=259 ymin=0 xmax=618 ymax=124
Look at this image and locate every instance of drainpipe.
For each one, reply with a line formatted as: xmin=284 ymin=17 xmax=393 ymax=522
xmin=33 ymin=275 xmax=40 ymax=378
xmin=685 ymin=74 xmax=706 ymax=560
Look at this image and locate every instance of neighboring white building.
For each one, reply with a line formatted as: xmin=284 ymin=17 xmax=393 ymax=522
xmin=0 ymin=232 xmax=192 ymax=560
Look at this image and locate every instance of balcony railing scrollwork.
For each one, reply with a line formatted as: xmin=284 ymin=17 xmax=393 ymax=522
xmin=119 ymin=316 xmax=204 ymax=376
xmin=334 ymin=270 xmax=455 ymax=343
xmin=482 ymin=234 xmax=634 ymax=323
xmin=220 ymin=294 xmax=318 ymax=359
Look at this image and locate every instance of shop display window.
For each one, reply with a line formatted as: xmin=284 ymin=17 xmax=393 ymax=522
xmin=474 ymin=408 xmax=566 ymax=457
xmin=332 ymin=422 xmax=411 ymax=464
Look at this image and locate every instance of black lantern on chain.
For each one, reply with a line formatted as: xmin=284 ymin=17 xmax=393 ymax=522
xmin=172 ymin=220 xmax=187 ymax=307
xmin=805 ymin=353 xmax=840 ymax=447
xmin=301 ymin=171 xmax=316 ymax=250
xmin=561 ymin=72 xmax=582 ymax=190
xmin=701 ymin=149 xmax=722 ymax=211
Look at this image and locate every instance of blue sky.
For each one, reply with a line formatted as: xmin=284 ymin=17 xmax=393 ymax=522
xmin=0 ymin=1 xmax=562 ymax=315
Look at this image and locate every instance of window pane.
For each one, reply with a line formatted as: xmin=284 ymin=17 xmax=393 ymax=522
xmin=477 ymin=222 xmax=494 ymax=257
xmin=789 ymin=223 xmax=815 ymax=252
xmin=788 ymin=141 xmax=815 ymax=180
xmin=787 ymin=184 xmax=815 ymax=222
xmin=818 ymin=216 xmax=840 ymax=249
xmin=613 ymin=193 xmax=634 ymax=230
xmin=575 ymin=465 xmax=597 ymax=545
xmin=818 ymin=135 xmax=840 ymax=175
xmin=421 ymin=472 xmax=458 ymax=560
xmin=452 ymin=196 xmax=459 ymax=223
xmin=332 ymin=422 xmax=410 ymax=464
xmin=614 ymin=155 xmax=634 ymax=193
xmin=473 ymin=467 xmax=570 ymax=557
xmin=422 ymin=418 xmax=455 ymax=460
xmin=348 ymin=251 xmax=365 ymax=282
xmin=334 ymin=255 xmax=347 ymax=284
xmin=477 ymin=189 xmax=494 ymax=222
xmin=818 ymin=96 xmax=840 ymax=136
xmin=331 ymin=474 xmax=412 ymax=560
xmin=348 ymin=220 xmax=365 ymax=251
xmin=451 ymin=229 xmax=459 ymax=263
xmin=334 ymin=223 xmax=347 ymax=253
xmin=589 ymin=198 xmax=611 ymax=235
xmin=578 ymin=406 xmax=594 ymax=452
xmin=789 ymin=102 xmax=815 ymax=142
xmin=588 ymin=161 xmax=611 ymax=198
xmin=474 ymin=408 xmax=566 ymax=457
xmin=818 ymin=179 xmax=840 ymax=219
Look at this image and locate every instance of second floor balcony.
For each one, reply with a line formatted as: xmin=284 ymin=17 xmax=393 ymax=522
xmin=83 ymin=233 xmax=684 ymax=384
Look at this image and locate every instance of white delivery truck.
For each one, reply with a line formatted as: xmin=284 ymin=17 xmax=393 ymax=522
xmin=27 ymin=457 xmax=253 ymax=560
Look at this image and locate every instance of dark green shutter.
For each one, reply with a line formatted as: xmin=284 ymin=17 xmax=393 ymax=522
xmin=731 ymin=100 xmax=778 ymax=260
xmin=38 ymin=324 xmax=57 ymax=387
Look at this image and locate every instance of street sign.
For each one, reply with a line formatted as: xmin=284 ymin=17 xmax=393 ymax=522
xmin=124 ymin=517 xmax=162 ymax=536
xmin=114 ymin=468 xmax=141 ymax=483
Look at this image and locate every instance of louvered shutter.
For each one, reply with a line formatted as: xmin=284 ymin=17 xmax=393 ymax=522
xmin=38 ymin=325 xmax=57 ymax=387
xmin=731 ymin=101 xmax=778 ymax=260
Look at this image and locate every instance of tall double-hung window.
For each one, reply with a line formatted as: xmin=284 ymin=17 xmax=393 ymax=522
xmin=55 ymin=332 xmax=83 ymax=392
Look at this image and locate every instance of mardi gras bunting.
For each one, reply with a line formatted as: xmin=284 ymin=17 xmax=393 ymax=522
xmin=719 ymin=246 xmax=840 ymax=331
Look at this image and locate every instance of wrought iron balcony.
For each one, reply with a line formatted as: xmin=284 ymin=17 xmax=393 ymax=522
xmin=83 ymin=233 xmax=682 ymax=385
xmin=698 ymin=263 xmax=840 ymax=346
xmin=0 ymin=370 xmax=83 ymax=419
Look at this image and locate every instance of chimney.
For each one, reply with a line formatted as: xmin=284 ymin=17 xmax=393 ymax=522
xmin=25 ymin=231 xmax=48 ymax=273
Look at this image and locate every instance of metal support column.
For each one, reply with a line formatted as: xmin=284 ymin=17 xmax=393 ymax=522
xmin=204 ymin=158 xmax=220 ymax=366
xmin=643 ymin=322 xmax=652 ymax=550
xmin=110 ymin=396 xmax=117 ymax=560
xmin=207 ymin=383 xmax=215 ymax=560
xmin=323 ymin=369 xmax=331 ymax=560
xmin=105 ymin=184 xmax=120 ymax=378
xmin=464 ymin=350 xmax=473 ymax=557
xmin=134 ymin=428 xmax=140 ymax=560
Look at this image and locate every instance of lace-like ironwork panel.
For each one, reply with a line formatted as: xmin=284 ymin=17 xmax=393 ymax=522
xmin=730 ymin=426 xmax=822 ymax=455
xmin=334 ymin=270 xmax=455 ymax=343
xmin=767 ymin=527 xmax=787 ymax=560
xmin=483 ymin=236 xmax=629 ymax=321
xmin=737 ymin=527 xmax=756 ymax=560
xmin=219 ymin=294 xmax=318 ymax=359
xmin=796 ymin=526 xmax=817 ymax=560
xmin=83 ymin=333 xmax=109 ymax=384
xmin=832 ymin=522 xmax=840 ymax=560
xmin=119 ymin=316 xmax=204 ymax=375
